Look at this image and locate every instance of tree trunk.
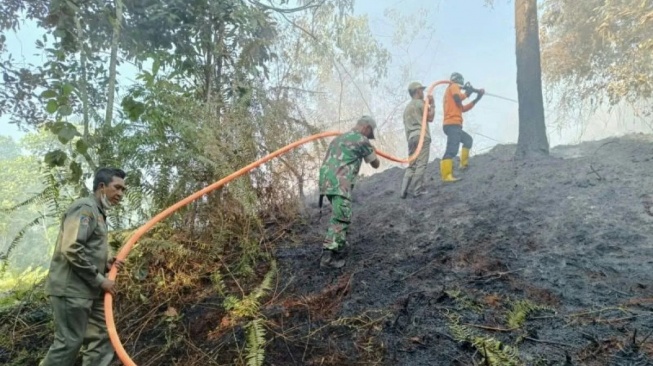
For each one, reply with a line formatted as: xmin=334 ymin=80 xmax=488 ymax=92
xmin=75 ymin=15 xmax=97 ymax=171
xmin=514 ymin=0 xmax=549 ymax=158
xmin=76 ymin=16 xmax=90 ymax=140
xmin=100 ymin=0 xmax=122 ymax=167
xmin=105 ymin=0 xmax=122 ymax=129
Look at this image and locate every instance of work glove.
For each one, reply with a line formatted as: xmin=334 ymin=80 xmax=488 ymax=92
xmin=463 ymin=82 xmax=475 ymax=96
xmin=474 ymin=88 xmax=485 ymax=103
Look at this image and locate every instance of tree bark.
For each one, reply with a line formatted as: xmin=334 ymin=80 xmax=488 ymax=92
xmin=105 ymin=0 xmax=122 ymax=129
xmin=100 ymin=0 xmax=122 ymax=167
xmin=74 ymin=15 xmax=97 ymax=171
xmin=515 ymin=0 xmax=549 ymax=158
xmin=75 ymin=15 xmax=89 ymax=141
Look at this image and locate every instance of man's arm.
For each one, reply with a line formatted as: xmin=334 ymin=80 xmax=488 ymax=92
xmin=454 ymin=94 xmax=475 ymax=111
xmin=370 ymin=158 xmax=380 ymax=169
xmin=453 ymin=94 xmax=464 ymax=108
xmin=452 ymin=83 xmax=470 ymax=109
xmin=360 ymin=138 xmax=380 ymax=169
xmin=60 ymin=205 xmax=106 ymax=289
xmin=411 ymin=99 xmax=432 ymax=125
xmin=451 ymin=83 xmax=478 ymax=112
xmin=462 ymin=100 xmax=475 ymax=112
xmin=462 ymin=89 xmax=485 ymax=112
xmin=364 ymin=151 xmax=380 ymax=169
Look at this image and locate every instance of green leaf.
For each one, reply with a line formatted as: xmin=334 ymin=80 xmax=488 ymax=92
xmin=44 ymin=150 xmax=67 ymax=167
xmin=56 ymin=123 xmax=79 ymax=144
xmin=46 ymin=121 xmax=62 ymax=133
xmin=58 ymin=104 xmax=73 ymax=116
xmin=40 ymin=90 xmax=57 ymax=99
xmin=45 ymin=100 xmax=59 ymax=114
xmin=152 ymin=58 xmax=161 ymax=77
xmin=75 ymin=139 xmax=89 ymax=154
xmin=122 ymin=96 xmax=146 ymax=121
xmin=69 ymin=161 xmax=82 ymax=183
xmin=61 ymin=83 xmax=74 ymax=97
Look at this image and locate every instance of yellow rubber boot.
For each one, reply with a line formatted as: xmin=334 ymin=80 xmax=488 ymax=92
xmin=440 ymin=159 xmax=459 ymax=182
xmin=460 ymin=147 xmax=470 ymax=169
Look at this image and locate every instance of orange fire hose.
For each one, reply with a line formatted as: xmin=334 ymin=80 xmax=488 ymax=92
xmin=104 ymin=80 xmax=450 ymax=365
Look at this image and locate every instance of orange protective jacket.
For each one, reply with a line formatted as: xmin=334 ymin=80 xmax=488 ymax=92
xmin=443 ymin=83 xmax=475 ymax=125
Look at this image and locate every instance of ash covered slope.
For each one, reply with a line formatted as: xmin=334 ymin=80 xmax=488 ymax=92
xmin=272 ymin=134 xmax=653 ymax=365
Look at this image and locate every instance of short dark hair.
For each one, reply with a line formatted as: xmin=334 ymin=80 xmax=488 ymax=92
xmin=93 ymin=168 xmax=126 ymax=191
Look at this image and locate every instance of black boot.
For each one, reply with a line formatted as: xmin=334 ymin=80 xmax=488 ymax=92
xmin=319 ymin=249 xmax=346 ymax=269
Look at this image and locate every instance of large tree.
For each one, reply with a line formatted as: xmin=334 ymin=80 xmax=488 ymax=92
xmin=484 ymin=0 xmax=550 ymax=157
xmin=514 ymin=0 xmax=549 ymax=158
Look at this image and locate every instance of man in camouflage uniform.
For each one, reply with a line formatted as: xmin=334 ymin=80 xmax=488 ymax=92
xmin=319 ymin=116 xmax=380 ymax=268
xmin=41 ymin=168 xmax=127 ymax=366
xmin=400 ymin=81 xmax=435 ymax=199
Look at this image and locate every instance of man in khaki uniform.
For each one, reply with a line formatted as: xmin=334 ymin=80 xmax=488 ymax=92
xmin=41 ymin=168 xmax=126 ymax=366
xmin=400 ymin=81 xmax=435 ymax=199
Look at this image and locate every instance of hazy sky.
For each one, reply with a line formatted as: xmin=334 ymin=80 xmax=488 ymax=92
xmin=1 ymin=1 xmax=649 ymax=150
xmin=358 ymin=0 xmax=519 ymax=155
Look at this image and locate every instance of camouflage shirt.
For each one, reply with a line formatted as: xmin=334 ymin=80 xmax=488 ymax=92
xmin=403 ymin=99 xmax=431 ymax=143
xmin=45 ymin=196 xmax=110 ymax=299
xmin=319 ymin=130 xmax=377 ymax=199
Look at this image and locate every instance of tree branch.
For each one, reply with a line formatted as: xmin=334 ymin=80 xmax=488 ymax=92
xmin=249 ymin=0 xmax=324 ymax=14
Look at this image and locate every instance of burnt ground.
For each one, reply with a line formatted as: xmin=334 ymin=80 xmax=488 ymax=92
xmin=268 ymin=134 xmax=653 ymax=365
xmin=3 ymin=134 xmax=653 ymax=366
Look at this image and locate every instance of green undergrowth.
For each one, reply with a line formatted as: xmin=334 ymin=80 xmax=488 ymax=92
xmin=447 ymin=313 xmax=522 ymax=366
xmin=0 ymin=207 xmax=285 ymax=366
xmin=0 ymin=266 xmax=48 ymax=308
xmin=444 ymin=289 xmax=556 ymax=365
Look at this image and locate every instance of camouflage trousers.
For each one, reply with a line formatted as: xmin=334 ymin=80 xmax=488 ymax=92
xmin=323 ymin=195 xmax=352 ymax=253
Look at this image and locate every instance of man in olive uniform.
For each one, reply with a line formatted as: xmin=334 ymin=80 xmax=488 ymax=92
xmin=41 ymin=168 xmax=127 ymax=366
xmin=400 ymin=81 xmax=435 ymax=199
xmin=319 ymin=116 xmax=380 ymax=268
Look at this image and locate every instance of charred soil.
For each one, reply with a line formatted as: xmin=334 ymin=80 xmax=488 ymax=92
xmin=270 ymin=134 xmax=653 ymax=365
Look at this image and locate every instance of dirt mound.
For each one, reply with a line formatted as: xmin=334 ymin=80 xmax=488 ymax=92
xmin=271 ymin=134 xmax=653 ymax=365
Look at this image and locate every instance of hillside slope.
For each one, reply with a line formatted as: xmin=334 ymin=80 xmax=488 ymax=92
xmin=270 ymin=134 xmax=653 ymax=365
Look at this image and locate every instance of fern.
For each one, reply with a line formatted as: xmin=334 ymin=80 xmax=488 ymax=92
xmin=448 ymin=314 xmax=475 ymax=341
xmin=251 ymin=260 xmax=276 ymax=300
xmin=211 ymin=270 xmax=226 ymax=296
xmin=506 ymin=300 xmax=553 ymax=329
xmin=223 ymin=261 xmax=277 ymax=319
xmin=0 ymin=214 xmax=50 ymax=273
xmin=473 ymin=337 xmax=521 ymax=366
xmin=445 ymin=289 xmax=484 ymax=313
xmin=447 ymin=314 xmax=523 ymax=366
xmin=245 ymin=318 xmax=266 ymax=366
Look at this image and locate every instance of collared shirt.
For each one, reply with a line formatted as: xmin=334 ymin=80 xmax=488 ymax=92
xmin=403 ymin=99 xmax=432 ymax=142
xmin=45 ymin=196 xmax=109 ymax=299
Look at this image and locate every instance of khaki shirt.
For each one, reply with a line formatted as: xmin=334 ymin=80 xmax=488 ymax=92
xmin=403 ymin=99 xmax=431 ymax=143
xmin=45 ymin=196 xmax=109 ymax=299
